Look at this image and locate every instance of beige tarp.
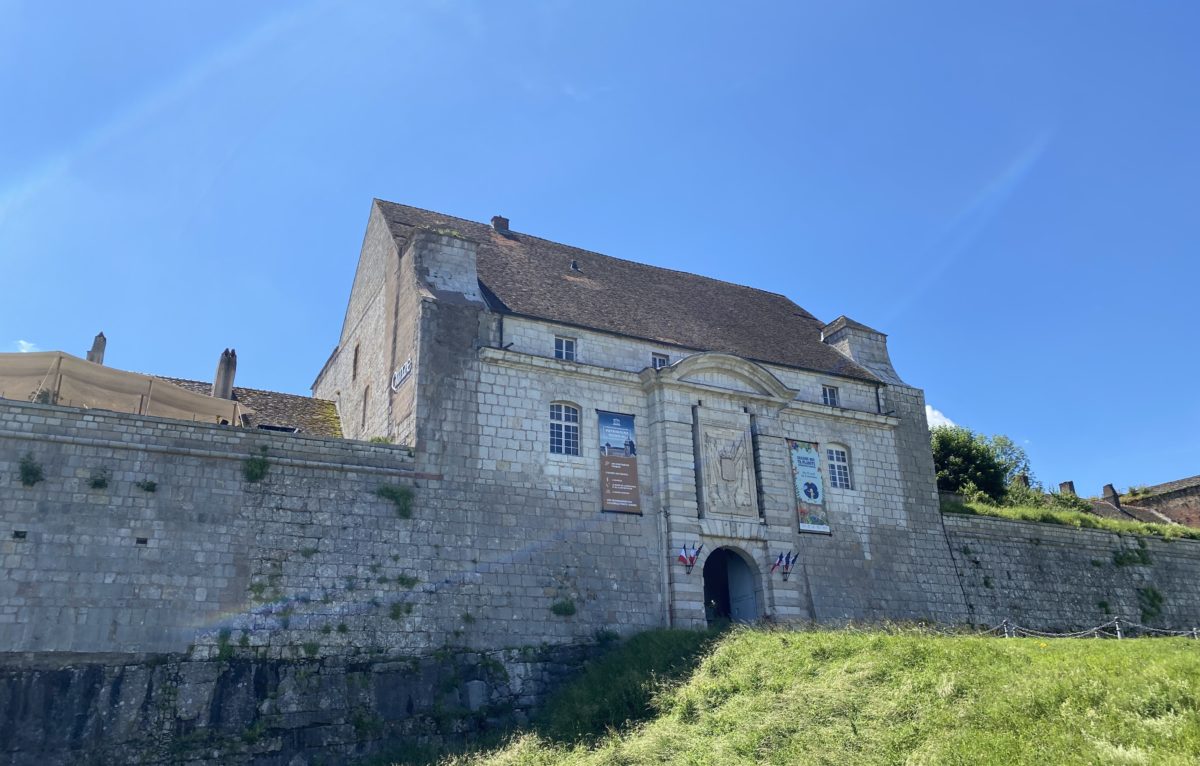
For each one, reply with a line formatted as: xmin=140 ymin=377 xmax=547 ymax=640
xmin=0 ymin=351 xmax=247 ymax=424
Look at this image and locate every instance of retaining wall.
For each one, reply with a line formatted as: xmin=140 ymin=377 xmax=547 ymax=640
xmin=943 ymin=513 xmax=1200 ymax=631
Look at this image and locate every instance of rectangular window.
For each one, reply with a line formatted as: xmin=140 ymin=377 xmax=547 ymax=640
xmin=651 ymin=353 xmax=670 ymax=370
xmin=822 ymin=385 xmax=840 ymax=407
xmin=554 ymin=336 xmax=577 ymax=362
xmin=550 ymin=403 xmax=580 ymax=455
xmin=827 ymin=447 xmax=853 ymax=489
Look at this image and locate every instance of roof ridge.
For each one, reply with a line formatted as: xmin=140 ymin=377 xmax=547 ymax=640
xmin=373 ymin=198 xmax=816 ymax=317
xmin=154 ymin=375 xmax=333 ymax=402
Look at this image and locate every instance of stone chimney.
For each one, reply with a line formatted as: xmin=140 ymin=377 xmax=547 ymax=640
xmin=1102 ymin=483 xmax=1121 ymax=508
xmin=1058 ymin=481 xmax=1076 ymax=497
xmin=212 ymin=349 xmax=237 ymax=399
xmin=86 ymin=332 xmax=106 ymax=365
xmin=490 ymin=215 xmax=509 ymax=233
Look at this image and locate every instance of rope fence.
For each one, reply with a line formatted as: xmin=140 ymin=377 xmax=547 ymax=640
xmin=925 ymin=617 xmax=1200 ymax=640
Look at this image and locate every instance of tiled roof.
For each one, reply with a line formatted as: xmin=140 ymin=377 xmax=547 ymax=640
xmin=156 ymin=377 xmax=342 ymax=439
xmin=1089 ymin=499 xmax=1175 ymax=526
xmin=823 ymin=316 xmax=886 ymax=337
xmin=1133 ymin=475 xmax=1200 ymax=498
xmin=375 ymin=200 xmax=881 ymax=383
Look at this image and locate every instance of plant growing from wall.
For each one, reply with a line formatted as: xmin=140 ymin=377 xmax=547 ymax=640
xmin=376 ymin=484 xmax=414 ymax=518
xmin=394 ymin=573 xmax=419 ymax=589
xmin=1138 ymin=587 xmax=1164 ymax=623
xmin=550 ymin=599 xmax=577 ymax=617
xmin=18 ymin=453 xmax=43 ymax=487
xmin=216 ymin=628 xmax=233 ymax=660
xmin=135 ymin=479 xmax=157 ymax=492
xmin=88 ymin=467 xmax=111 ymax=489
xmin=242 ymin=446 xmax=270 ymax=483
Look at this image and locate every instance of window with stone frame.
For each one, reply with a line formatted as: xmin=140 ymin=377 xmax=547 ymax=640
xmin=826 ymin=445 xmax=853 ymax=489
xmin=651 ymin=353 xmax=670 ymax=370
xmin=554 ymin=336 xmax=577 ymax=362
xmin=822 ymin=385 xmax=840 ymax=407
xmin=549 ymin=402 xmax=580 ymax=455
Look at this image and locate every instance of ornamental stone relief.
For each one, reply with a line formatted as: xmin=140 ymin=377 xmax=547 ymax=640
xmin=697 ymin=423 xmax=757 ymax=518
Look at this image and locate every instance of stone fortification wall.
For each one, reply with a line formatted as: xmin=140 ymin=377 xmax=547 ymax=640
xmin=0 ymin=643 xmax=595 ymax=766
xmin=944 ymin=514 xmax=1200 ymax=631
xmin=0 ymin=398 xmax=665 ymax=658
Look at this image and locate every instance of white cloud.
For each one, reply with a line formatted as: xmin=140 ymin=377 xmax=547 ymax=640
xmin=926 ymin=405 xmax=956 ymax=429
xmin=13 ymin=340 xmax=38 ymax=353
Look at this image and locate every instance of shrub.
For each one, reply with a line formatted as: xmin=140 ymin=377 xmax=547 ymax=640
xmin=242 ymin=447 xmax=270 ymax=483
xmin=135 ymin=479 xmax=157 ymax=492
xmin=88 ymin=467 xmax=111 ymax=489
xmin=18 ymin=453 xmax=43 ymax=487
xmin=394 ymin=573 xmax=419 ymax=588
xmin=550 ymin=599 xmax=577 ymax=617
xmin=1138 ymin=587 xmax=1164 ymax=623
xmin=303 ymin=642 xmax=320 ymax=657
xmin=376 ymin=484 xmax=414 ymax=518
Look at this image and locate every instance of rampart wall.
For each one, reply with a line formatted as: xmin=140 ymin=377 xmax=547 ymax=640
xmin=0 ymin=398 xmax=665 ymax=659
xmin=943 ymin=514 xmax=1200 ymax=631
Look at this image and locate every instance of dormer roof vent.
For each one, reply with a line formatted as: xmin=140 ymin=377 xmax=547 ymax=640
xmin=491 ymin=215 xmax=509 ymax=233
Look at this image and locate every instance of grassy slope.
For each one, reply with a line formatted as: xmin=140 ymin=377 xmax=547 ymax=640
xmin=943 ymin=501 xmax=1200 ymax=541
xmin=436 ymin=628 xmax=1200 ymax=766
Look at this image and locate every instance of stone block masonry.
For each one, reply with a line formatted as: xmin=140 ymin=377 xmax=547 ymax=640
xmin=0 ymin=643 xmax=599 ymax=766
xmin=0 ymin=398 xmax=665 ymax=658
xmin=943 ymin=513 xmax=1200 ymax=631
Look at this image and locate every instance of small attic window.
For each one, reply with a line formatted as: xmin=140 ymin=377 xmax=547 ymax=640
xmin=257 ymin=424 xmax=299 ymax=433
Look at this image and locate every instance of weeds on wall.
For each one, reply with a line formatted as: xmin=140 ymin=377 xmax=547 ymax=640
xmin=376 ymin=484 xmax=414 ymax=518
xmin=1138 ymin=587 xmax=1165 ymax=623
xmin=135 ymin=479 xmax=157 ymax=492
xmin=550 ymin=599 xmax=577 ymax=617
xmin=242 ymin=446 xmax=270 ymax=483
xmin=18 ymin=453 xmax=43 ymax=487
xmin=88 ymin=467 xmax=111 ymax=489
xmin=1113 ymin=540 xmax=1153 ymax=567
xmin=394 ymin=573 xmax=419 ymax=588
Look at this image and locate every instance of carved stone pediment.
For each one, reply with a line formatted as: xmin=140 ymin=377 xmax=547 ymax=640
xmin=642 ymin=352 xmax=795 ymax=403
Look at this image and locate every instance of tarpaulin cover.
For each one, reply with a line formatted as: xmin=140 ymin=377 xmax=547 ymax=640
xmin=0 ymin=351 xmax=247 ymax=424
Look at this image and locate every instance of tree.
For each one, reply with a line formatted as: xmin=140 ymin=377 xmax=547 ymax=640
xmin=930 ymin=425 xmax=1007 ymax=503
xmin=985 ymin=434 xmax=1034 ymax=488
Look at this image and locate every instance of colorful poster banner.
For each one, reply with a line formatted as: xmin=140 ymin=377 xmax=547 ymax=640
xmin=788 ymin=440 xmax=829 ymax=531
xmin=598 ymin=411 xmax=641 ymax=513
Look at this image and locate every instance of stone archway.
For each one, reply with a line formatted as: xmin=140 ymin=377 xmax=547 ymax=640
xmin=702 ymin=547 xmax=760 ymax=624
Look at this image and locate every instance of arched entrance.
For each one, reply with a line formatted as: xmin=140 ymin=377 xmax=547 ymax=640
xmin=703 ymin=547 xmax=760 ymax=624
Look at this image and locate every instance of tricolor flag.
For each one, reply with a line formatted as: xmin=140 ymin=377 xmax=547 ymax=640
xmin=678 ymin=547 xmax=689 ymax=564
xmin=770 ymin=552 xmax=785 ymax=573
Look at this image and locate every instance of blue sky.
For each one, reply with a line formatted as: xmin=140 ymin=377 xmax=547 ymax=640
xmin=2 ymin=1 xmax=1196 ymax=495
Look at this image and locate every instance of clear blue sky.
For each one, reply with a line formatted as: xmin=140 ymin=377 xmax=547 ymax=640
xmin=2 ymin=1 xmax=1196 ymax=496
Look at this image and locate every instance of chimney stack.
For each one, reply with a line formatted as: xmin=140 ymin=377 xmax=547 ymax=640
xmin=1058 ymin=481 xmax=1076 ymax=497
xmin=490 ymin=215 xmax=509 ymax=233
xmin=1102 ymin=483 xmax=1120 ymax=508
xmin=86 ymin=332 xmax=106 ymax=365
xmin=212 ymin=349 xmax=237 ymax=399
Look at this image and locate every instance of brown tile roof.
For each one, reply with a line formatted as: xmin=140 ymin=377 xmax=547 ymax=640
xmin=1133 ymin=475 xmax=1200 ymax=498
xmin=823 ymin=316 xmax=886 ymax=337
xmin=1088 ymin=499 xmax=1175 ymax=525
xmin=156 ymin=377 xmax=342 ymax=439
xmin=375 ymin=200 xmax=880 ymax=383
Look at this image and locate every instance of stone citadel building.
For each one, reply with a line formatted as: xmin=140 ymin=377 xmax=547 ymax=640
xmin=311 ymin=199 xmax=969 ymax=627
xmin=4 ymin=199 xmax=1200 ymax=764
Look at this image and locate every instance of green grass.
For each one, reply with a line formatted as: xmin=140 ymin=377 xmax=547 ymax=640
xmin=418 ymin=627 xmax=1200 ymax=766
xmin=943 ymin=501 xmax=1200 ymax=541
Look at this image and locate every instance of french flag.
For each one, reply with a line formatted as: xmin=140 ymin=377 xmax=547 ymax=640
xmin=770 ymin=552 xmax=785 ymax=573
